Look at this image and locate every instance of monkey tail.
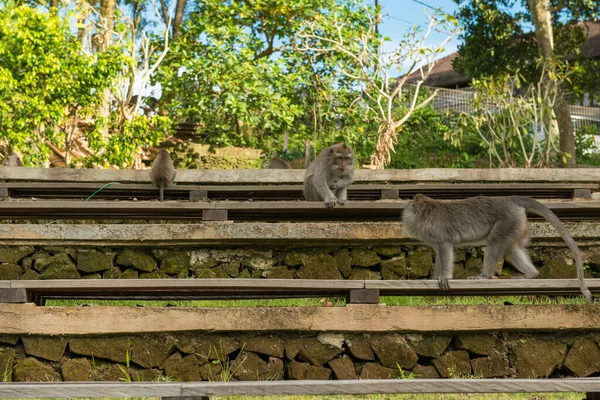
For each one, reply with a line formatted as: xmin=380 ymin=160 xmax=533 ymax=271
xmin=513 ymin=196 xmax=592 ymax=301
xmin=159 ymin=182 xmax=164 ymax=202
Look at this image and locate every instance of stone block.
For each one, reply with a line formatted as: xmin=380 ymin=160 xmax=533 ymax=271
xmin=406 ymin=249 xmax=433 ymax=279
xmin=381 ymin=256 xmax=406 ymax=280
xmin=510 ymin=340 xmax=567 ymax=378
xmin=244 ymin=336 xmax=284 ymax=358
xmin=131 ymin=336 xmax=175 ymax=369
xmin=328 ymin=355 xmax=357 ymax=380
xmin=350 ymin=248 xmax=380 ymax=267
xmin=333 ymin=249 xmax=352 ymax=278
xmin=0 ymin=246 xmax=34 ymax=264
xmin=14 ymin=357 xmax=61 ymax=382
xmin=287 ymin=361 xmax=331 ymax=380
xmin=297 ymin=254 xmax=342 ymax=280
xmin=69 ymin=337 xmax=131 ymax=363
xmin=412 ymin=364 xmax=439 ymax=379
xmin=433 ymin=350 xmax=472 ymax=378
xmin=406 ymin=334 xmax=452 ymax=358
xmin=23 ymin=337 xmax=67 ymax=362
xmin=369 ymin=333 xmax=418 ymax=369
xmin=471 ymin=355 xmax=511 ymax=378
xmin=115 ymin=250 xmax=156 ymax=272
xmin=564 ymin=338 xmax=600 ymax=377
xmin=455 ymin=334 xmax=497 ymax=356
xmin=346 ymin=334 xmax=375 ymax=361
xmin=359 ymin=362 xmax=398 ymax=379
xmin=61 ymin=358 xmax=94 ymax=381
xmin=76 ymin=249 xmax=114 ymax=273
xmin=0 ymin=264 xmax=21 ymax=280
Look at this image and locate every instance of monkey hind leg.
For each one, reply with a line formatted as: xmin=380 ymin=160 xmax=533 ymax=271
xmin=432 ymin=243 xmax=454 ymax=290
xmin=476 ymin=223 xmax=518 ymax=279
xmin=506 ymin=246 xmax=539 ymax=279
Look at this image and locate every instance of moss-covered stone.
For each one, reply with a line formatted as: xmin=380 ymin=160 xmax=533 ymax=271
xmin=81 ymin=273 xmax=101 ymax=279
xmin=510 ymin=340 xmax=567 ymax=378
xmin=0 ymin=264 xmax=21 ymax=280
xmin=455 ymin=334 xmax=497 ymax=356
xmin=189 ymin=250 xmax=219 ymax=271
xmin=406 ymin=249 xmax=433 ymax=279
xmin=381 ymin=256 xmax=407 ymax=280
xmin=563 ymin=338 xmax=600 ymax=377
xmin=164 ymin=354 xmax=199 ymax=379
xmin=193 ymin=266 xmax=228 ymax=279
xmin=158 ymin=251 xmax=189 ymax=275
xmin=348 ymin=268 xmax=381 ymax=280
xmin=297 ymin=254 xmax=342 ymax=280
xmin=263 ymin=266 xmax=294 ymax=279
xmin=284 ymin=252 xmax=305 ymax=268
xmin=406 ymin=334 xmax=452 ymax=358
xmin=287 ymin=360 xmax=331 ymax=380
xmin=176 ymin=335 xmax=239 ymax=363
xmin=22 ymin=337 xmax=67 ymax=362
xmin=34 ymin=253 xmax=75 ymax=273
xmin=69 ymin=337 xmax=131 ymax=363
xmin=433 ymin=350 xmax=472 ymax=378
xmin=328 ymin=355 xmax=357 ymax=380
xmin=231 ymin=351 xmax=281 ymax=381
xmin=244 ymin=336 xmax=284 ymax=358
xmin=131 ymin=336 xmax=175 ymax=369
xmin=245 ymin=256 xmax=273 ymax=271
xmin=332 ymin=249 xmax=352 ymax=278
xmin=465 ymin=258 xmax=483 ymax=277
xmin=539 ymin=257 xmax=583 ymax=279
xmin=346 ymin=334 xmax=375 ymax=361
xmin=412 ymin=364 xmax=439 ymax=379
xmin=0 ymin=348 xmax=15 ymax=382
xmin=118 ymin=269 xmax=139 ymax=279
xmin=95 ymin=362 xmax=127 ymax=381
xmin=471 ymin=355 xmax=511 ymax=378
xmin=222 ymin=261 xmax=241 ymax=278
xmin=160 ymin=352 xmax=183 ymax=371
xmin=40 ymin=264 xmax=80 ymax=280
xmin=369 ymin=333 xmax=418 ymax=369
xmin=350 ymin=248 xmax=380 ymax=267
xmin=102 ymin=267 xmax=121 ymax=279
xmin=372 ymin=246 xmax=402 ymax=259
xmin=139 ymin=271 xmax=171 ymax=279
xmin=0 ymin=335 xmax=19 ymax=345
xmin=76 ymin=249 xmax=114 ymax=273
xmin=61 ymin=358 xmax=94 ymax=381
xmin=0 ymin=246 xmax=34 ymax=264
xmin=296 ymin=338 xmax=343 ymax=366
xmin=14 ymin=357 xmax=61 ymax=382
xmin=131 ymin=368 xmax=163 ymax=382
xmin=116 ymin=250 xmax=156 ymax=272
xmin=359 ymin=362 xmax=398 ymax=379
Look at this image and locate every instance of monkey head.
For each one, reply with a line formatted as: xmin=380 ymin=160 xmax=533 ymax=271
xmin=156 ymin=149 xmax=172 ymax=160
xmin=327 ymin=143 xmax=354 ymax=174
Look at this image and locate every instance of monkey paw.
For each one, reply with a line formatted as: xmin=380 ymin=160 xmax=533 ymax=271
xmin=337 ymin=199 xmax=346 ymax=206
xmin=437 ymin=277 xmax=450 ymax=291
xmin=324 ymin=199 xmax=337 ymax=208
xmin=329 ymin=181 xmax=344 ymax=190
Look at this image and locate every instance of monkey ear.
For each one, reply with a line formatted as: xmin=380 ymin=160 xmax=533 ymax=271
xmin=341 ymin=143 xmax=347 ymax=149
xmin=328 ymin=148 xmax=334 ymax=155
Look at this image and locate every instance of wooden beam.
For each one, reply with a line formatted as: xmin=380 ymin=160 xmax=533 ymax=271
xmin=0 ymin=379 xmax=599 ymax=398
xmin=2 ymin=167 xmax=600 ymax=184
xmin=2 ymin=304 xmax=600 ymax=335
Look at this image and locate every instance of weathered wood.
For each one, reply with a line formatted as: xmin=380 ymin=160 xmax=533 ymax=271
xmin=0 ymin=379 xmax=598 ymax=398
xmin=0 ymin=289 xmax=27 ymax=303
xmin=189 ymin=190 xmax=208 ymax=201
xmin=7 ymin=279 xmax=600 ymax=304
xmin=2 ymin=166 xmax=600 ymax=183
xmin=347 ymin=289 xmax=380 ymax=304
xmin=202 ymin=209 xmax=227 ymax=221
xmin=380 ymin=189 xmax=399 ymax=199
xmin=2 ymin=304 xmax=600 ymax=335
xmin=0 ymin=187 xmax=8 ymax=198
xmin=0 ymin=199 xmax=598 ymax=221
xmin=574 ymin=188 xmax=593 ymax=199
xmin=0 ymin=221 xmax=598 ymax=246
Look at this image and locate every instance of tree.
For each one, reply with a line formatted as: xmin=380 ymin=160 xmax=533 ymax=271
xmin=453 ymin=0 xmax=599 ymax=166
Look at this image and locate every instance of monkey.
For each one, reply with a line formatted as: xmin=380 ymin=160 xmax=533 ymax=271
xmin=402 ymin=194 xmax=592 ymax=301
xmin=2 ymin=152 xmax=23 ymax=167
xmin=303 ymin=142 xmax=354 ymax=208
xmin=267 ymin=157 xmax=291 ymax=169
xmin=149 ymin=149 xmax=176 ymax=201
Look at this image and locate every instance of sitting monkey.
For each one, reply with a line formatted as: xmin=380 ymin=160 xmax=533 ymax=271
xmin=303 ymin=142 xmax=354 ymax=208
xmin=402 ymin=194 xmax=592 ymax=301
xmin=149 ymin=149 xmax=176 ymax=201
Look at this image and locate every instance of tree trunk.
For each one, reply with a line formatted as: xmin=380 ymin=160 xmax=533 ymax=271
xmin=49 ymin=0 xmax=58 ymax=15
xmin=527 ymin=0 xmax=576 ymax=166
xmin=97 ymin=0 xmax=115 ymax=140
xmin=172 ymin=0 xmax=187 ymax=40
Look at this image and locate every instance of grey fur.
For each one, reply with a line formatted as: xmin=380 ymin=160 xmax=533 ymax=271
xmin=3 ymin=152 xmax=23 ymax=167
xmin=267 ymin=157 xmax=291 ymax=169
xmin=303 ymin=142 xmax=354 ymax=208
xmin=402 ymin=194 xmax=592 ymax=301
xmin=149 ymin=149 xmax=176 ymax=201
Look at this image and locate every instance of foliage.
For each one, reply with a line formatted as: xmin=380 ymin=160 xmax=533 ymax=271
xmin=576 ymin=124 xmax=600 ymax=166
xmin=450 ymin=69 xmax=567 ymax=168
xmin=0 ymin=5 xmax=122 ymax=165
xmin=453 ymin=0 xmax=600 ymax=104
xmin=84 ymin=114 xmax=171 ymax=168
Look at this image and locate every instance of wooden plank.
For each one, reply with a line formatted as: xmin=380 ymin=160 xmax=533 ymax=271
xmin=0 ymin=289 xmax=27 ymax=303
xmin=574 ymin=188 xmax=593 ymax=199
xmin=202 ymin=209 xmax=228 ymax=221
xmin=189 ymin=190 xmax=208 ymax=201
xmin=2 ymin=167 xmax=600 ymax=184
xmin=0 ymin=379 xmax=598 ymax=398
xmin=347 ymin=289 xmax=379 ymax=304
xmin=2 ymin=304 xmax=600 ymax=335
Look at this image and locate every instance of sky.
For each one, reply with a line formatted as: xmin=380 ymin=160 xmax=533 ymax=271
xmin=377 ymin=0 xmax=462 ymax=75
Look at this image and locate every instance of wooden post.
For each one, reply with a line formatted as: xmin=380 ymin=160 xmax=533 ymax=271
xmin=573 ymin=188 xmax=592 ymax=199
xmin=0 ymin=289 xmax=27 ymax=303
xmin=189 ymin=190 xmax=208 ymax=201
xmin=202 ymin=210 xmax=228 ymax=221
xmin=380 ymin=189 xmax=399 ymax=200
xmin=0 ymin=187 xmax=8 ymax=198
xmin=347 ymin=289 xmax=379 ymax=304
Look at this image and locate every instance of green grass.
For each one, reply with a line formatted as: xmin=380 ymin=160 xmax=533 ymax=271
xmin=46 ymin=295 xmax=589 ymax=307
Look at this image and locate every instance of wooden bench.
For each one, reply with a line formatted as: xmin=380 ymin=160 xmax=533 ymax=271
xmin=2 ymin=279 xmax=598 ymax=306
xmin=0 ymin=182 xmax=596 ymax=201
xmin=0 ymin=379 xmax=598 ymax=398
xmin=0 ymin=199 xmax=599 ymax=221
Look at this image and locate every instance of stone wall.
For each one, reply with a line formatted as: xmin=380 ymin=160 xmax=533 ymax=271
xmin=0 ymin=244 xmax=599 ymax=281
xmin=1 ymin=331 xmax=600 ymax=382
